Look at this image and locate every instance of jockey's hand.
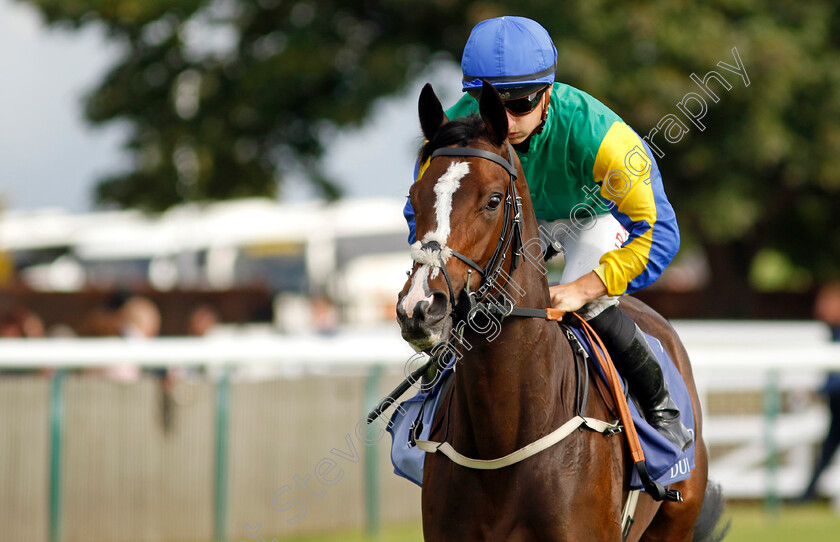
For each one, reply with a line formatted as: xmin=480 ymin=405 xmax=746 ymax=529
xmin=549 ymin=271 xmax=609 ymax=313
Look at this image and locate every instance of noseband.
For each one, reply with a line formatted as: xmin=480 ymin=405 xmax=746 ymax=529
xmin=414 ymin=144 xmax=524 ymax=318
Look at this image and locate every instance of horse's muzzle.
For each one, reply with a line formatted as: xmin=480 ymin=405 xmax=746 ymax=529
xmin=396 ymin=290 xmax=451 ymax=350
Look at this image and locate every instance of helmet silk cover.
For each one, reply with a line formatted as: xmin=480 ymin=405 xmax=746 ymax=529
xmin=461 ymin=16 xmax=558 ymax=98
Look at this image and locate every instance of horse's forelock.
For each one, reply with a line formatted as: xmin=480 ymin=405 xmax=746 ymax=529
xmin=420 ymin=115 xmax=487 ymax=163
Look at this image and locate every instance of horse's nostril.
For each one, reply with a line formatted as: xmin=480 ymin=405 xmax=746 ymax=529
xmin=427 ymin=291 xmax=449 ymax=321
xmin=396 ymin=301 xmax=407 ymax=322
xmin=397 ymin=291 xmax=449 ymax=337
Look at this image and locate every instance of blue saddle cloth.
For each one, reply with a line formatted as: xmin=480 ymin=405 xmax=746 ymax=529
xmin=387 ymin=327 xmax=695 ymax=491
xmin=387 ymin=361 xmax=455 ymax=486
xmin=567 ymin=326 xmax=696 ymax=489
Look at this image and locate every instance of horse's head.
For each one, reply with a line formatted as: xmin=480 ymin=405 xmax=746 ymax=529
xmin=397 ymin=81 xmax=528 ymax=351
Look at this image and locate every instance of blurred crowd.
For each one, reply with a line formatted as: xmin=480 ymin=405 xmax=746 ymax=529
xmin=799 ymin=282 xmax=840 ymax=502
xmin=0 ymin=291 xmax=344 ymax=431
xmin=0 ymin=295 xmax=221 ymax=340
xmin=0 ymin=294 xmax=223 ymax=434
xmin=0 ymin=304 xmax=46 ymax=338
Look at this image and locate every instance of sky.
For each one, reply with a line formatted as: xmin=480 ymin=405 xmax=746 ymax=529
xmin=0 ymin=0 xmax=127 ymax=212
xmin=0 ymin=0 xmax=463 ymax=212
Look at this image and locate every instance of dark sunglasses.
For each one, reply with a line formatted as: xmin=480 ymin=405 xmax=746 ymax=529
xmin=503 ymin=86 xmax=550 ymax=115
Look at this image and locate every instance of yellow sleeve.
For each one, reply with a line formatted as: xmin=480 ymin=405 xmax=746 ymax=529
xmin=591 ymin=122 xmax=659 ymax=296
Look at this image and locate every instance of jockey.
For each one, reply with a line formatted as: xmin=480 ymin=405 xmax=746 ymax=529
xmin=403 ymin=16 xmax=692 ymax=451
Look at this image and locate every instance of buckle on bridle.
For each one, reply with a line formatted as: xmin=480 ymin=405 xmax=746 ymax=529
xmin=498 ymin=295 xmax=515 ymax=318
xmin=466 ymin=270 xmax=479 ymax=309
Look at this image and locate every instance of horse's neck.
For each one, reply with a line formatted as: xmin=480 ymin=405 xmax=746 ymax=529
xmin=451 ymin=268 xmax=576 ymax=456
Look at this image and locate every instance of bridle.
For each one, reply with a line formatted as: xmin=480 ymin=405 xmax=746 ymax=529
xmin=391 ymin=140 xmax=683 ymax=506
xmin=413 ymin=143 xmax=524 ymax=320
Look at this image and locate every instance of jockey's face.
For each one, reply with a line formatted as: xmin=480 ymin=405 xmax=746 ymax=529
xmin=504 ymin=90 xmax=549 ymax=144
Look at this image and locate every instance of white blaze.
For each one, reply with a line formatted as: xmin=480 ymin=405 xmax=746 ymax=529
xmin=419 ymin=161 xmax=469 ymax=280
xmin=427 ymin=161 xmax=469 ymax=246
xmin=401 ymin=265 xmax=431 ymax=318
xmin=400 ymin=160 xmax=469 ymax=316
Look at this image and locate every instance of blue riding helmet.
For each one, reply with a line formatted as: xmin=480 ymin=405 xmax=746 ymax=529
xmin=461 ymin=16 xmax=557 ymax=100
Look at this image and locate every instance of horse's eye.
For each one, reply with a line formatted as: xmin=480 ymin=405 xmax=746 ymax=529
xmin=485 ymin=194 xmax=503 ymax=210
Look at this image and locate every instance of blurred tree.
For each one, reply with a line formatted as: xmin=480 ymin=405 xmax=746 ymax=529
xmin=22 ymin=0 xmax=483 ymax=209
xmin=535 ymin=1 xmax=840 ymax=307
xmin=21 ymin=0 xmax=840 ymax=302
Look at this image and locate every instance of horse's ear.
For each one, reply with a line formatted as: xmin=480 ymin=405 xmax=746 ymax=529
xmin=419 ymin=83 xmax=448 ymax=141
xmin=478 ymin=80 xmax=508 ymax=146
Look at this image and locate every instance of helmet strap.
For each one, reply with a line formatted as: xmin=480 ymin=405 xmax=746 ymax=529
xmin=523 ymin=87 xmax=551 ymax=142
xmin=535 ymin=89 xmax=551 ymax=133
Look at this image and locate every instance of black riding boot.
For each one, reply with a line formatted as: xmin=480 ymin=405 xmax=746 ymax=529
xmin=588 ymin=306 xmax=694 ymax=451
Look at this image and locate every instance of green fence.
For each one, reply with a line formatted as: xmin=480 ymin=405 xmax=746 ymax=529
xmin=1 ymin=368 xmax=420 ymax=542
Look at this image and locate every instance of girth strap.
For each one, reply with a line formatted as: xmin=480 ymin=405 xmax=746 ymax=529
xmin=415 ymin=416 xmax=619 ymax=470
xmin=621 ymin=490 xmax=642 ymax=541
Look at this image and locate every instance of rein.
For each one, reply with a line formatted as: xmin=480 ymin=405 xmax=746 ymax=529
xmin=367 ymin=142 xmax=561 ymax=427
xmin=384 ymin=140 xmax=681 ymax=510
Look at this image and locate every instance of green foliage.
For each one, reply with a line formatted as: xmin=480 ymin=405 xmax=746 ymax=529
xmin=525 ymin=1 xmax=840 ymax=287
xmin=22 ymin=0 xmax=477 ymax=210
xmin=20 ymin=0 xmax=840 ymax=287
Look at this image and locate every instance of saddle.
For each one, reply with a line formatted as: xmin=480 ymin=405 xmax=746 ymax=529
xmin=384 ymin=319 xmax=695 ymax=496
xmin=566 ymin=322 xmax=696 ymax=489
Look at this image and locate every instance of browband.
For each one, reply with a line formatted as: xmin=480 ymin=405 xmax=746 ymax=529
xmin=430 ymin=145 xmax=518 ymax=179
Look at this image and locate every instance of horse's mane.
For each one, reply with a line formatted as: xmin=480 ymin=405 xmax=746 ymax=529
xmin=420 ymin=114 xmax=486 ymax=163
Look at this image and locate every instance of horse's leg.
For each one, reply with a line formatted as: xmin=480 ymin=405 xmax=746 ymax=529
xmin=640 ymin=329 xmax=710 ymax=541
xmin=616 ymin=297 xmax=711 ymax=542
xmin=625 ymin=424 xmax=710 ymax=542
xmin=638 ymin=440 xmax=709 ymax=541
xmin=623 ymin=495 xmax=659 ymax=542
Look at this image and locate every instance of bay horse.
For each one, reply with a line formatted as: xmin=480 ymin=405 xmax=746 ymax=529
xmin=395 ymin=81 xmax=726 ymax=541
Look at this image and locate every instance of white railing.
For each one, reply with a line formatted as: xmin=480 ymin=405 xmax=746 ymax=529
xmin=677 ymin=321 xmax=840 ymax=509
xmin=1 ymin=320 xmax=839 ymax=510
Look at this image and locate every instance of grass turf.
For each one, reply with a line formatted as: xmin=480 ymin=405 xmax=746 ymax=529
xmin=264 ymin=502 xmax=840 ymax=541
xmin=725 ymin=501 xmax=840 ymax=542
